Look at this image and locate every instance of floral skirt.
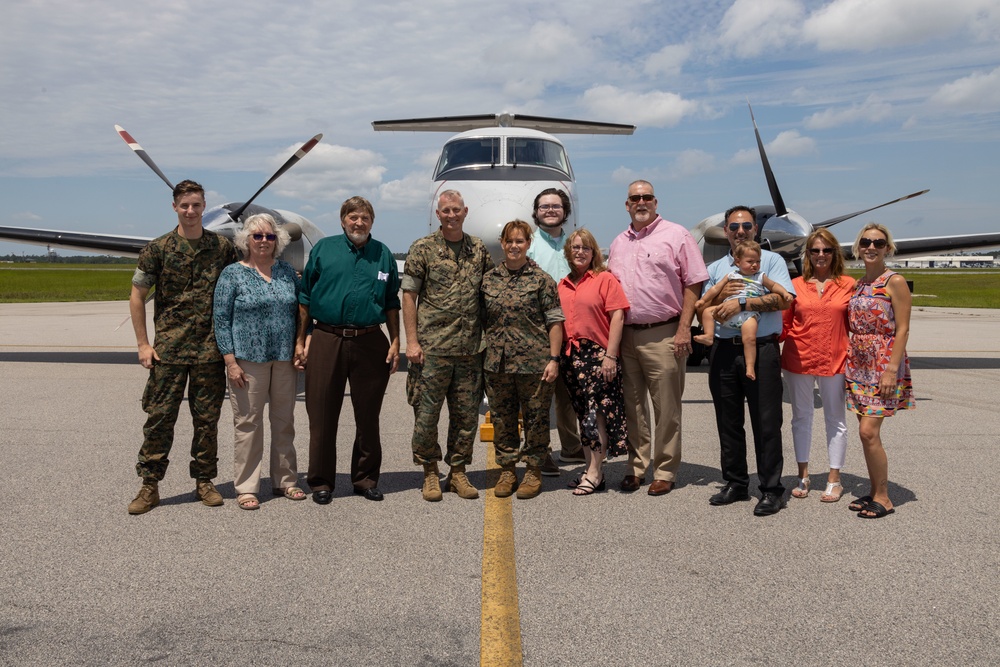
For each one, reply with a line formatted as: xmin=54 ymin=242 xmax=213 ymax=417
xmin=559 ymin=339 xmax=627 ymax=457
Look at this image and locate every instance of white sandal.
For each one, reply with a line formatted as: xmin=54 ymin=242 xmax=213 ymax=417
xmin=820 ymin=481 xmax=844 ymax=503
xmin=791 ymin=477 xmax=810 ymax=498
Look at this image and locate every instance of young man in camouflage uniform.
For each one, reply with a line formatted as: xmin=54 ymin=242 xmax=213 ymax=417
xmin=403 ymin=190 xmax=494 ymax=501
xmin=127 ymin=180 xmax=238 ymax=515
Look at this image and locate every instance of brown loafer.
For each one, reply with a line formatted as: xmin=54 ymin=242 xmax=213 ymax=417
xmin=619 ymin=475 xmax=642 ymax=493
xmin=648 ymin=480 xmax=674 ymax=496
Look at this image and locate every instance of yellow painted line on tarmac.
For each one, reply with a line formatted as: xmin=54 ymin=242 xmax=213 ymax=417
xmin=480 ymin=442 xmax=523 ymax=667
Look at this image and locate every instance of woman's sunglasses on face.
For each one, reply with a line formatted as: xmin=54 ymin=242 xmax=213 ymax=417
xmin=252 ymin=233 xmax=277 ymax=241
xmin=859 ymin=238 xmax=887 ymax=249
xmin=809 ymin=248 xmax=834 ymax=255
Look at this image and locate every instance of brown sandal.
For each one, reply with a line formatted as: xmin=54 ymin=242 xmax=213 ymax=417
xmin=237 ymin=493 xmax=260 ymax=510
xmin=274 ymin=486 xmax=306 ymax=501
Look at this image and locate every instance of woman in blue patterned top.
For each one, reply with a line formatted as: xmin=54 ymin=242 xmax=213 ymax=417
xmin=214 ymin=213 xmax=305 ymax=510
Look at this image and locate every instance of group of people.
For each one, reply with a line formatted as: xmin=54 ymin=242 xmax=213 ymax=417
xmin=126 ymin=178 xmax=913 ymax=520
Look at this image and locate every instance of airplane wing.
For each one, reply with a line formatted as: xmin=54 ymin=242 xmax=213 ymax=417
xmin=0 ymin=226 xmax=148 ymax=257
xmin=841 ymin=232 xmax=1000 ymax=260
xmin=373 ymin=113 xmax=635 ymax=135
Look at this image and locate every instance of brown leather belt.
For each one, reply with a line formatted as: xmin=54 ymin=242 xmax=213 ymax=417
xmin=626 ymin=315 xmax=680 ymax=330
xmin=314 ymin=322 xmax=382 ymax=338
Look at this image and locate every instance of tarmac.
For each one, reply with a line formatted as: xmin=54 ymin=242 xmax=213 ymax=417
xmin=0 ymin=301 xmax=998 ymax=666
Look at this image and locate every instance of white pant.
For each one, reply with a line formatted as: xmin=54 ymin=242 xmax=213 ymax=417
xmin=229 ymin=359 xmax=299 ymax=494
xmin=783 ymin=370 xmax=848 ymax=470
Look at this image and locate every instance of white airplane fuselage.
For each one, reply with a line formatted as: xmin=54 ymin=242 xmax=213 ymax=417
xmin=427 ymin=127 xmax=579 ymax=260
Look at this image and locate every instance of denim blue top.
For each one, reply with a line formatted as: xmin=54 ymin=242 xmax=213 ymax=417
xmin=213 ymin=260 xmax=300 ymax=362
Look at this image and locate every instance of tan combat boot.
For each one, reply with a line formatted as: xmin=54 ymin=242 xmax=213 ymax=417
xmin=422 ymin=463 xmax=443 ymax=502
xmin=128 ymin=481 xmax=160 ymax=515
xmin=516 ymin=465 xmax=543 ymax=499
xmin=493 ymin=465 xmax=518 ymax=498
xmin=445 ymin=465 xmax=480 ymax=499
xmin=196 ymin=479 xmax=224 ymax=506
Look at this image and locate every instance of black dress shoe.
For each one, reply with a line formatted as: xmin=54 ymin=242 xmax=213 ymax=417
xmin=754 ymin=492 xmax=787 ymax=516
xmin=709 ymin=483 xmax=750 ymax=506
xmin=619 ymin=475 xmax=642 ymax=493
xmin=312 ymin=490 xmax=333 ymax=505
xmin=355 ymin=487 xmax=384 ymax=501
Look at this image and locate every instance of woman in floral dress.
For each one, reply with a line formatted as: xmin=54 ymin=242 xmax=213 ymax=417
xmin=557 ymin=229 xmax=630 ymax=495
xmin=846 ymin=223 xmax=914 ymax=518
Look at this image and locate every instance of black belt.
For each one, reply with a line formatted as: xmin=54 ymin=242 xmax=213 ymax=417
xmin=718 ymin=333 xmax=779 ymax=347
xmin=626 ymin=315 xmax=680 ymax=330
xmin=315 ymin=322 xmax=381 ymax=338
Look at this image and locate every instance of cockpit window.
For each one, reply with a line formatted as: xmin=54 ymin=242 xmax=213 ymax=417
xmin=435 ymin=138 xmax=500 ymax=176
xmin=506 ymin=139 xmax=570 ymax=175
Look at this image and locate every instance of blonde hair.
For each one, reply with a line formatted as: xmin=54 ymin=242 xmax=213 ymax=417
xmin=852 ymin=222 xmax=897 ymax=258
xmin=734 ymin=240 xmax=761 ymax=259
xmin=562 ymin=228 xmax=607 ymax=274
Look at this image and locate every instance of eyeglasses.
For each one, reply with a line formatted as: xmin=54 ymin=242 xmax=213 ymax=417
xmin=537 ymin=204 xmax=563 ymax=211
xmin=569 ymin=245 xmax=593 ymax=253
xmin=628 ymin=194 xmax=655 ymax=203
xmin=809 ymin=248 xmax=834 ymax=255
xmin=252 ymin=233 xmax=277 ymax=241
xmin=727 ymin=222 xmax=754 ymax=232
xmin=858 ymin=238 xmax=887 ymax=249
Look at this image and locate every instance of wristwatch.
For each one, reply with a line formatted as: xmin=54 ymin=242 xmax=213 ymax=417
xmin=549 ymin=355 xmax=560 ymax=362
xmin=738 ymin=297 xmax=747 ymax=311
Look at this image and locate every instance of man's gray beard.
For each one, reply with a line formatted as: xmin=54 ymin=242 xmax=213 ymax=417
xmin=346 ymin=231 xmax=369 ymax=246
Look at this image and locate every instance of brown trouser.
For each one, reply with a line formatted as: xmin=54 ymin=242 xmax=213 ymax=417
xmin=305 ymin=326 xmax=390 ymax=492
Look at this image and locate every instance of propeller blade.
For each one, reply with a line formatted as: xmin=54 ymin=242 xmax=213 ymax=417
xmin=748 ymin=101 xmax=787 ymax=219
xmin=115 ymin=125 xmax=174 ymax=190
xmin=229 ymin=134 xmax=323 ymax=223
xmin=814 ymin=189 xmax=930 ymax=228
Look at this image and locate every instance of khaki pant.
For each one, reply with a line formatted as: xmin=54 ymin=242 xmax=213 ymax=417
xmin=228 ymin=359 xmax=299 ymax=495
xmin=620 ymin=322 xmax=685 ymax=482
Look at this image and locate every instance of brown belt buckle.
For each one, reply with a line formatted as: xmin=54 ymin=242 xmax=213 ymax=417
xmin=341 ymin=328 xmax=357 ymax=338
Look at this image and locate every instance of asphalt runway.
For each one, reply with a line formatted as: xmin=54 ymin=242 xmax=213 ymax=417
xmin=1 ymin=302 xmax=998 ymax=665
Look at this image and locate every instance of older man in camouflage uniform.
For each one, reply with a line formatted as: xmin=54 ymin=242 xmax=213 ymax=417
xmin=403 ymin=190 xmax=494 ymax=501
xmin=127 ymin=179 xmax=238 ymax=515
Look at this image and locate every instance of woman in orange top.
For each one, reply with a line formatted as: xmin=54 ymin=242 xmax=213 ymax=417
xmin=781 ymin=229 xmax=855 ymax=502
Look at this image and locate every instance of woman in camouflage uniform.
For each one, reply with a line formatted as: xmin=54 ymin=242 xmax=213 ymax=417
xmin=481 ymin=220 xmax=564 ymax=500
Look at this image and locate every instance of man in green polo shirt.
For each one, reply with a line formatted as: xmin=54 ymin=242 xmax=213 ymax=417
xmin=295 ymin=196 xmax=401 ymax=504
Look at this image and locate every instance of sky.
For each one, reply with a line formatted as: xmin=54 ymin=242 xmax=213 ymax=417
xmin=1 ymin=0 xmax=998 ymax=257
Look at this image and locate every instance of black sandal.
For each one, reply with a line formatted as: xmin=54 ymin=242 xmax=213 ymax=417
xmin=857 ymin=500 xmax=895 ymax=519
xmin=848 ymin=495 xmax=872 ymax=512
xmin=572 ymin=476 xmax=606 ymax=495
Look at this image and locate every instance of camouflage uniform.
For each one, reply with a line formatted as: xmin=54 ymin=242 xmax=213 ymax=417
xmin=481 ymin=261 xmax=564 ymax=466
xmin=132 ymin=229 xmax=237 ymax=481
xmin=402 ymin=230 xmax=493 ymax=467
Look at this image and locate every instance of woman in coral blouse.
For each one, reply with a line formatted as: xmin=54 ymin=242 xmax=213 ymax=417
xmin=781 ymin=229 xmax=855 ymax=503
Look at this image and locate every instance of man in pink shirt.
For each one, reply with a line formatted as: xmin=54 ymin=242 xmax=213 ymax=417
xmin=607 ymin=180 xmax=708 ymax=495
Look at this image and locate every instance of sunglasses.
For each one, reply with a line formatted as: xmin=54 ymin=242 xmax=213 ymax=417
xmin=252 ymin=233 xmax=277 ymax=241
xmin=809 ymin=248 xmax=834 ymax=255
xmin=628 ymin=194 xmax=655 ymax=203
xmin=727 ymin=222 xmax=754 ymax=232
xmin=858 ymin=238 xmax=887 ymax=249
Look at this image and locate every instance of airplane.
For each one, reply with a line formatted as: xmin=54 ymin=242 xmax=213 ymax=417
xmin=694 ymin=103 xmax=1000 ymax=273
xmin=372 ymin=112 xmax=635 ymax=260
xmin=0 ymin=126 xmax=326 ymax=273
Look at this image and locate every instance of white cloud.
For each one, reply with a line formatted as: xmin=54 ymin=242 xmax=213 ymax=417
xmin=581 ymin=86 xmax=701 ymax=127
xmin=929 ymin=66 xmax=1000 ymax=113
xmin=379 ymin=171 xmax=433 ymax=211
xmin=732 ymin=129 xmax=816 ymax=164
xmin=803 ymin=0 xmax=1000 ymax=51
xmin=719 ymin=0 xmax=804 ymax=57
xmin=643 ymin=44 xmax=692 ymax=78
xmin=803 ymin=95 xmax=893 ymax=129
xmin=269 ymin=143 xmax=386 ymax=202
xmin=669 ymin=149 xmax=716 ymax=179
